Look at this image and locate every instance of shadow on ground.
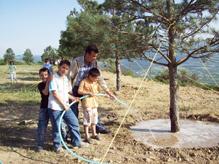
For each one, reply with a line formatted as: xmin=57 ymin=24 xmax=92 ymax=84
xmin=0 ymin=82 xmax=38 ymax=92
xmin=0 ymin=125 xmax=38 ymax=150
xmin=16 ymin=71 xmax=39 ymax=76
xmin=19 ymin=77 xmax=39 ymax=82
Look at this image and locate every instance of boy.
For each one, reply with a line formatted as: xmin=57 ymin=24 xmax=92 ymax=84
xmin=43 ymin=58 xmax=53 ymax=75
xmin=48 ymin=60 xmax=84 ymax=152
xmin=78 ymin=68 xmax=112 ymax=143
xmin=8 ymin=61 xmax=17 ymax=83
xmin=36 ymin=67 xmax=51 ymax=152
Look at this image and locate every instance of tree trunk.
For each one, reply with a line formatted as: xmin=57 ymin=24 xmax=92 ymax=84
xmin=115 ymin=51 xmax=121 ymax=91
xmin=166 ymin=0 xmax=180 ymax=132
xmin=168 ymin=64 xmax=180 ymax=132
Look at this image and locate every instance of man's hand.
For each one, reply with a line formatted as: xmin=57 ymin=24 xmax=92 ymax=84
xmin=87 ymin=92 xmax=95 ymax=97
xmin=106 ymin=91 xmax=116 ymax=100
xmin=70 ymin=96 xmax=80 ymax=102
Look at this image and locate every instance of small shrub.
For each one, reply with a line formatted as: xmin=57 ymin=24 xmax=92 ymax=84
xmin=154 ymin=69 xmax=199 ymax=86
xmin=0 ymin=59 xmax=5 ymax=65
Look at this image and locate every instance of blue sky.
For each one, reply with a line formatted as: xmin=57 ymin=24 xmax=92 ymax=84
xmin=0 ymin=0 xmax=103 ymax=56
xmin=0 ymin=0 xmax=218 ymax=57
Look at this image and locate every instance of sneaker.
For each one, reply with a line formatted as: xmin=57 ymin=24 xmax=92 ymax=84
xmin=73 ymin=141 xmax=89 ymax=149
xmin=36 ymin=146 xmax=43 ymax=152
xmin=55 ymin=147 xmax=64 ymax=153
xmin=96 ymin=127 xmax=111 ymax=134
xmin=91 ymin=135 xmax=100 ymax=141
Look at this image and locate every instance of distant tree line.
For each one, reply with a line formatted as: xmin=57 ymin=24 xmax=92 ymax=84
xmin=1 ymin=45 xmax=59 ymax=65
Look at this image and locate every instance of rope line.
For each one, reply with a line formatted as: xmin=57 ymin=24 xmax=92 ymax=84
xmin=100 ymin=45 xmax=160 ymax=164
xmin=199 ymin=59 xmax=219 ymax=87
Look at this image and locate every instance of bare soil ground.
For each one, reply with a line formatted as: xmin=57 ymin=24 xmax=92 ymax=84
xmin=0 ymin=65 xmax=219 ymax=164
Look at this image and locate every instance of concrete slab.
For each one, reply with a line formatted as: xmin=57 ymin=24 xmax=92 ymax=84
xmin=130 ymin=119 xmax=219 ymax=148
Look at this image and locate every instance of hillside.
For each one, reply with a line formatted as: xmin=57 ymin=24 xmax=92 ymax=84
xmin=0 ymin=65 xmax=218 ymax=164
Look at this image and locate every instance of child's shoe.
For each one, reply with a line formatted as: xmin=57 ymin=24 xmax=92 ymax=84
xmin=91 ymin=135 xmax=100 ymax=141
xmin=55 ymin=147 xmax=64 ymax=153
xmin=73 ymin=142 xmax=89 ymax=149
xmin=36 ymin=146 xmax=43 ymax=152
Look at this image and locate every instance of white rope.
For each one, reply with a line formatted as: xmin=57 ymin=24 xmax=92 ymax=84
xmin=199 ymin=58 xmax=219 ymax=87
xmin=100 ymin=45 xmax=160 ymax=163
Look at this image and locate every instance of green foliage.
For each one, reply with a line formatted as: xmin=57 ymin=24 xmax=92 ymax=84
xmin=122 ymin=68 xmax=136 ymax=77
xmin=101 ymin=58 xmax=136 ymax=76
xmin=59 ymin=0 xmax=150 ymax=60
xmin=3 ymin=48 xmax=15 ymax=64
xmin=105 ymin=0 xmax=219 ymax=65
xmin=41 ymin=46 xmax=59 ymax=64
xmin=59 ymin=10 xmax=112 ymax=58
xmin=23 ymin=49 xmax=34 ymax=64
xmin=15 ymin=61 xmax=25 ymax=65
xmin=101 ymin=59 xmax=116 ymax=72
xmin=0 ymin=59 xmax=5 ymax=65
xmin=154 ymin=69 xmax=199 ymax=86
xmin=37 ymin=61 xmax=43 ymax=65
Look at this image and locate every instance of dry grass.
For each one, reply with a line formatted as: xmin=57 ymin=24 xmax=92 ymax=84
xmin=0 ymin=65 xmax=219 ymax=164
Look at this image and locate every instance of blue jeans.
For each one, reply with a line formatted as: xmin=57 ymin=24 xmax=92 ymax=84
xmin=49 ymin=108 xmax=81 ymax=150
xmin=36 ymin=108 xmax=49 ymax=148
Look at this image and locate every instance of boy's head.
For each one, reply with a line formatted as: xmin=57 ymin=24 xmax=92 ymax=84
xmin=85 ymin=44 xmax=99 ymax=63
xmin=44 ymin=58 xmax=50 ymax=63
xmin=39 ymin=67 xmax=49 ymax=82
xmin=58 ymin=60 xmax=70 ymax=76
xmin=88 ymin=68 xmax=100 ymax=82
xmin=9 ymin=61 xmax=14 ymax=65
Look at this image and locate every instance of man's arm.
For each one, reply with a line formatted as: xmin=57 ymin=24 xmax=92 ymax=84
xmin=96 ymin=62 xmax=108 ymax=91
xmin=69 ymin=58 xmax=78 ymax=84
xmin=96 ymin=63 xmax=115 ymax=99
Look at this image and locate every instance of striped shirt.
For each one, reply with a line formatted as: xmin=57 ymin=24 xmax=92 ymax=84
xmin=69 ymin=56 xmax=108 ymax=91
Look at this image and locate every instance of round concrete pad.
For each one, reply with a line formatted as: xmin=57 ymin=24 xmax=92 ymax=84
xmin=130 ymin=119 xmax=219 ymax=148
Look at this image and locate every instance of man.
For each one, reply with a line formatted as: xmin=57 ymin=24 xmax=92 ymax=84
xmin=69 ymin=44 xmax=114 ymax=134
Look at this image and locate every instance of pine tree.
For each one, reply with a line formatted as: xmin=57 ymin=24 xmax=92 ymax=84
xmin=104 ymin=0 xmax=219 ymax=132
xmin=23 ymin=49 xmax=34 ymax=64
xmin=3 ymin=48 xmax=15 ymax=64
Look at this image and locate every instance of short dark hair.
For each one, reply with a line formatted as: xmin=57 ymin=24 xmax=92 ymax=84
xmin=85 ymin=44 xmax=99 ymax=54
xmin=58 ymin=60 xmax=70 ymax=67
xmin=88 ymin=68 xmax=100 ymax=77
xmin=9 ymin=61 xmax=14 ymax=65
xmin=44 ymin=58 xmax=49 ymax=62
xmin=39 ymin=67 xmax=49 ymax=74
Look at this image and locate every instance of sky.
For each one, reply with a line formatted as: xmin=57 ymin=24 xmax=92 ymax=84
xmin=0 ymin=0 xmax=218 ymax=57
xmin=0 ymin=0 xmax=103 ymax=56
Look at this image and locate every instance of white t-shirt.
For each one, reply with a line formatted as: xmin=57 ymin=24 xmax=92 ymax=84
xmin=48 ymin=73 xmax=72 ymax=111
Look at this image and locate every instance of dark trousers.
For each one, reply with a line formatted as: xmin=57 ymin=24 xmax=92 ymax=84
xmin=70 ymin=86 xmax=80 ymax=118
